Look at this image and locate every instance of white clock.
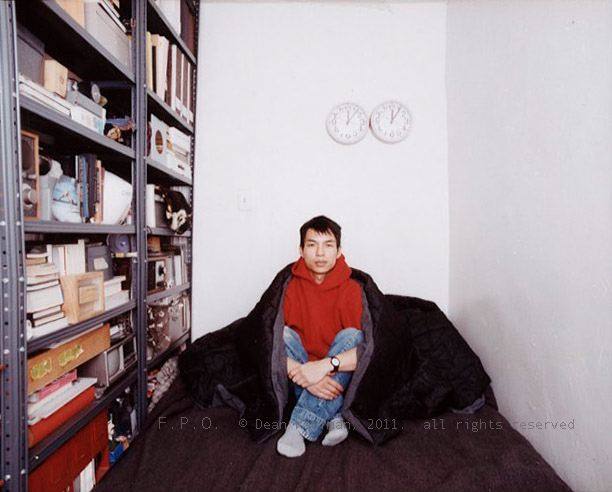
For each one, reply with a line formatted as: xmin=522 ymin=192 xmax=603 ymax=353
xmin=326 ymin=102 xmax=369 ymax=145
xmin=370 ymin=101 xmax=411 ymax=143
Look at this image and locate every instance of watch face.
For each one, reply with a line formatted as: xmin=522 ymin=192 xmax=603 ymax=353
xmin=331 ymin=357 xmax=340 ymax=368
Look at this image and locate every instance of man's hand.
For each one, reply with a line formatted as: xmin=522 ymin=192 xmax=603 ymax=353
xmin=306 ymin=376 xmax=344 ymax=400
xmin=288 ymin=359 xmax=331 ymax=388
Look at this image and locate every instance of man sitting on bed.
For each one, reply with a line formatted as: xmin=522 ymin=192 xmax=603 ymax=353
xmin=277 ymin=215 xmax=364 ymax=458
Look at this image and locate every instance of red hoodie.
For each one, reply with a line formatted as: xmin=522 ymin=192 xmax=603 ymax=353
xmin=283 ymin=254 xmax=363 ymax=361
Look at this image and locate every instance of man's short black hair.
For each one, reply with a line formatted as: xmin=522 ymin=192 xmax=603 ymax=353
xmin=299 ymin=215 xmax=342 ymax=248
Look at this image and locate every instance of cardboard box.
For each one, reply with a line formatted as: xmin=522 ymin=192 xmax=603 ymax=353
xmin=84 ymin=1 xmax=131 ymax=70
xmin=43 ymin=56 xmax=68 ymax=98
xmin=60 ymin=272 xmax=105 ymax=324
xmin=27 ymin=323 xmax=111 ymax=394
xmin=54 ymin=0 xmax=85 ymax=27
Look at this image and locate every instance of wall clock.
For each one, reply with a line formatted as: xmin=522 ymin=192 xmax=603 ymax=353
xmin=370 ymin=101 xmax=411 ymax=143
xmin=326 ymin=102 xmax=368 ymax=145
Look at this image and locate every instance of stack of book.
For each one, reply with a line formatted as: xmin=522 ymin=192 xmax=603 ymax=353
xmin=104 ymin=275 xmax=130 ymax=310
xmin=26 ymin=245 xmax=69 ymax=340
xmin=19 ymin=74 xmax=72 ymax=115
xmin=146 ymin=32 xmax=195 ymax=125
xmin=75 ymin=154 xmax=105 ymax=224
xmin=18 ymin=74 xmax=106 ymax=134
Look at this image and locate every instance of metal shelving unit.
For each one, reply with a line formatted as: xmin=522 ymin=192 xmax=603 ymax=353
xmin=0 ymin=1 xmax=198 ymax=489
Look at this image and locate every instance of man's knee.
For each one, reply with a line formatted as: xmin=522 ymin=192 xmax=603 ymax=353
xmin=284 ymin=325 xmax=303 ymax=347
xmin=334 ymin=327 xmax=364 ymax=347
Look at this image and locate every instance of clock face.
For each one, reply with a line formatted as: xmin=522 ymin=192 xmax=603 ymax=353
xmin=326 ymin=103 xmax=369 ymax=145
xmin=370 ymin=101 xmax=411 ymax=143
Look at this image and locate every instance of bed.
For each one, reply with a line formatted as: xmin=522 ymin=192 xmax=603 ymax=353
xmin=94 ymin=378 xmax=571 ymax=491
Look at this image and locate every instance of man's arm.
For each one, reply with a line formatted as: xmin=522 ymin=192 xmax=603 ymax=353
xmin=286 ymin=356 xmax=344 ymax=400
xmin=329 ymin=347 xmax=357 ymax=372
xmin=287 ymin=346 xmax=358 ymax=388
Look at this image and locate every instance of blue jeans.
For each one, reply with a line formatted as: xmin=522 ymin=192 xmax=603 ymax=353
xmin=283 ymin=325 xmax=364 ymax=441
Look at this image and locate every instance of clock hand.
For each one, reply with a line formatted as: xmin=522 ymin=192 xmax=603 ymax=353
xmin=391 ymin=108 xmax=400 ymax=124
xmin=347 ymin=110 xmax=358 ymax=124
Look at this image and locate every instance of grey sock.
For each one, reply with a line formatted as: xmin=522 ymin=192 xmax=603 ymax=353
xmin=277 ymin=422 xmax=306 ymax=458
xmin=322 ymin=417 xmax=349 ymax=447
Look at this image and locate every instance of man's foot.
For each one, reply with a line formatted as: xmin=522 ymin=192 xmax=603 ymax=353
xmin=277 ymin=422 xmax=306 ymax=457
xmin=322 ymin=417 xmax=349 ymax=446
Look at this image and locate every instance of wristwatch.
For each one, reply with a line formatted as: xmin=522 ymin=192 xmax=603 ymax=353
xmin=330 ymin=356 xmax=340 ymax=373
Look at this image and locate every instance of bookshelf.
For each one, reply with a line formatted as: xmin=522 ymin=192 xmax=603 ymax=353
xmin=0 ymin=0 xmax=198 ymax=489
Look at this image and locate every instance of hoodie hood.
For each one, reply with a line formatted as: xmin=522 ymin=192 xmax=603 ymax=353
xmin=291 ymin=254 xmax=352 ymax=291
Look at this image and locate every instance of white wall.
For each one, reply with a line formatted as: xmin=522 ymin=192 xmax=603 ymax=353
xmin=447 ymin=2 xmax=612 ymax=491
xmin=192 ymin=1 xmax=449 ymax=335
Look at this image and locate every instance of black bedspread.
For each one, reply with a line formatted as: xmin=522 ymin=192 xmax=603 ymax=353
xmin=94 ymin=379 xmax=571 ymax=491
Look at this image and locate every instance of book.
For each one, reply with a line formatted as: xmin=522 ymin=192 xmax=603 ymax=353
xmin=168 ymin=44 xmax=177 ymax=110
xmin=31 ymin=305 xmax=62 ymax=320
xmin=146 ymin=184 xmax=156 ymax=228
xmin=151 ymin=34 xmax=159 ymax=94
xmin=28 ymin=316 xmax=69 ymax=339
xmin=26 ymin=243 xmax=52 ymax=259
xmin=32 ymin=311 xmax=65 ymax=327
xmin=180 ymin=0 xmax=196 ymax=53
xmin=173 ymin=253 xmax=183 ymax=285
xmin=26 ymin=284 xmax=63 ymax=313
xmin=71 ymin=105 xmax=105 ymax=134
xmin=52 ymin=239 xmax=86 ymax=276
xmin=181 ymin=52 xmax=188 ymax=120
xmin=27 ymin=273 xmax=60 ymax=286
xmin=104 ymin=275 xmax=126 ymax=296
xmin=28 ymin=377 xmax=75 ymax=416
xmin=156 ymin=36 xmax=169 ymax=100
xmin=175 ymin=50 xmax=182 ymax=114
xmin=76 ymin=460 xmax=96 ymax=492
xmin=28 ymin=377 xmax=97 ymax=424
xmin=26 ymin=278 xmax=60 ymax=291
xmin=26 ymin=256 xmax=47 ymax=266
xmin=19 ymin=77 xmax=72 ymax=116
xmin=26 ymin=262 xmax=58 ymax=276
xmin=105 ymin=290 xmax=129 ymax=311
xmin=28 ymin=370 xmax=77 ymax=403
xmin=146 ymin=32 xmax=153 ymax=89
